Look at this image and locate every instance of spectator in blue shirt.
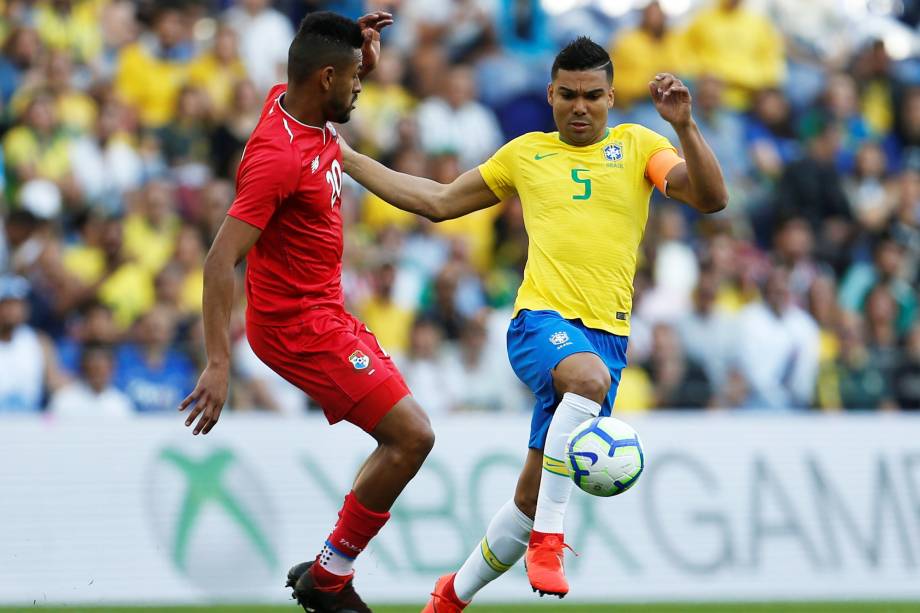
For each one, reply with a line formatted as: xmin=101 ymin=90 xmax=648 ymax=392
xmin=114 ymin=304 xmax=194 ymax=413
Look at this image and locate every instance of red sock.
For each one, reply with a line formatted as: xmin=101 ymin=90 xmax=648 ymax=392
xmin=310 ymin=562 xmax=352 ymax=592
xmin=311 ymin=491 xmax=390 ymax=590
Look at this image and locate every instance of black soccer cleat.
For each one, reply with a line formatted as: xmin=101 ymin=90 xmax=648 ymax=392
xmin=286 ymin=561 xmax=313 ymax=589
xmin=287 ymin=560 xmax=372 ymax=613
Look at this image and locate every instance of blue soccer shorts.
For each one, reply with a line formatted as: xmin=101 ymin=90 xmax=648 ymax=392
xmin=506 ymin=309 xmax=628 ymax=449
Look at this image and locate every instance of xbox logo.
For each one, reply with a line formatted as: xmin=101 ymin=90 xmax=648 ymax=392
xmin=146 ymin=444 xmax=279 ymax=596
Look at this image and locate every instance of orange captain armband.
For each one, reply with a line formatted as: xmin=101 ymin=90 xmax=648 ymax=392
xmin=645 ymin=149 xmax=685 ymax=197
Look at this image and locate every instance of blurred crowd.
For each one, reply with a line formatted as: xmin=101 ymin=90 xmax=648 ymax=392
xmin=0 ymin=0 xmax=919 ymax=417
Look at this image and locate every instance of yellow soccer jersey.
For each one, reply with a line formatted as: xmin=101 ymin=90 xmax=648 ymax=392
xmin=478 ymin=125 xmax=680 ymax=336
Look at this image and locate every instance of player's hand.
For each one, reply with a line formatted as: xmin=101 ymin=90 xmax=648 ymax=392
xmin=357 ymin=11 xmax=394 ymax=78
xmin=178 ymin=363 xmax=229 ymax=435
xmin=649 ymin=73 xmax=692 ymax=128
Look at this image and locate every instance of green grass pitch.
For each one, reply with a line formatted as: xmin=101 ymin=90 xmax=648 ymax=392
xmin=3 ymin=604 xmax=919 ymax=612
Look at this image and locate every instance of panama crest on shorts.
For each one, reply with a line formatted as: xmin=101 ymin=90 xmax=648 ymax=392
xmin=348 ymin=350 xmax=370 ymax=370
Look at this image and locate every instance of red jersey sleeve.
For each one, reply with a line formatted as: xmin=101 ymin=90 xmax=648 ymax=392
xmin=227 ymin=140 xmax=300 ymax=230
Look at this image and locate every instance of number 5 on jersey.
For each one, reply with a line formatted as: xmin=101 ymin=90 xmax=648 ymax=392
xmin=571 ymin=168 xmax=591 ymax=201
xmin=326 ymin=159 xmax=343 ymax=208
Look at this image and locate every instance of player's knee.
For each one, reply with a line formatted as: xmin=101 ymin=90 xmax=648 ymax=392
xmin=558 ymin=370 xmax=611 ymax=404
xmin=374 ymin=396 xmax=434 ymax=464
xmin=393 ymin=412 xmax=434 ymax=468
xmin=407 ymin=420 xmax=436 ymax=462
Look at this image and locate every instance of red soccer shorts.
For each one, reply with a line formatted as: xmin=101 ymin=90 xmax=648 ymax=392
xmin=246 ymin=308 xmax=410 ymax=432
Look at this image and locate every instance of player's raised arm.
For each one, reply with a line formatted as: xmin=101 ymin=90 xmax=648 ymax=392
xmin=342 ymin=139 xmax=500 ymax=222
xmin=649 ymin=73 xmax=728 ymax=214
xmin=178 ymin=216 xmax=261 ymax=435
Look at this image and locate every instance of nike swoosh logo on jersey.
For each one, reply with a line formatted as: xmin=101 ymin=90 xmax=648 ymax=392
xmin=534 ymin=152 xmax=559 ymax=160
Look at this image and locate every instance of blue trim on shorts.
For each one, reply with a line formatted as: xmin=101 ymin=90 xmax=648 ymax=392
xmin=506 ymin=310 xmax=628 ymax=449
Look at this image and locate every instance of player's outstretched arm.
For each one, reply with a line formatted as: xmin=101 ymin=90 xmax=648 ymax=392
xmin=179 ymin=216 xmax=261 ymax=435
xmin=342 ymin=140 xmax=500 ymax=221
xmin=649 ymin=73 xmax=728 ymax=214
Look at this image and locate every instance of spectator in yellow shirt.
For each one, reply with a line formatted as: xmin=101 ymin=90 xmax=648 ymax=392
xmin=114 ymin=1 xmax=196 ymax=127
xmin=684 ymin=0 xmax=786 ymax=110
xmin=350 ymin=50 xmax=417 ymax=159
xmin=122 ymin=178 xmax=180 ymax=275
xmin=34 ymin=0 xmax=103 ymax=65
xmin=610 ymin=1 xmax=688 ymax=109
xmin=3 ymin=91 xmax=74 ymax=188
xmin=11 ymin=50 xmax=97 ymax=134
xmin=63 ymin=216 xmax=155 ymax=330
xmin=188 ymin=23 xmax=248 ymax=120
xmin=359 ymin=260 xmax=414 ymax=356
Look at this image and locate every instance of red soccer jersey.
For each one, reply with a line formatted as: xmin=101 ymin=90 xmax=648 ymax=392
xmin=228 ymin=84 xmax=346 ymax=326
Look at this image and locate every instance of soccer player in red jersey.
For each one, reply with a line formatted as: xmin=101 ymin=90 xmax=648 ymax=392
xmin=178 ymin=11 xmax=434 ymax=612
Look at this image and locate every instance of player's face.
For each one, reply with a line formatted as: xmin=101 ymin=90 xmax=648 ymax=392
xmin=548 ymin=69 xmax=614 ymax=146
xmin=327 ymin=50 xmax=363 ymax=124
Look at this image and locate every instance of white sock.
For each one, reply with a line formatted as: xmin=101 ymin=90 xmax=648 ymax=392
xmin=532 ymin=392 xmax=601 ymax=534
xmin=453 ymin=499 xmax=533 ymax=602
xmin=318 ymin=540 xmax=355 ymax=576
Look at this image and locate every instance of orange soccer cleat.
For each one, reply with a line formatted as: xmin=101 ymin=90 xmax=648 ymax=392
xmin=524 ymin=531 xmax=573 ymax=598
xmin=421 ymin=573 xmax=469 ymax=613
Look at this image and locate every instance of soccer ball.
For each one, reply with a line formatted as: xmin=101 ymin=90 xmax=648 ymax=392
xmin=565 ymin=416 xmax=644 ymax=497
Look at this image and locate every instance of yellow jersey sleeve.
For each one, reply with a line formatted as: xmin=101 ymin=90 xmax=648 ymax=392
xmin=478 ymin=136 xmax=524 ymax=200
xmin=636 ymin=125 xmax=678 ymax=168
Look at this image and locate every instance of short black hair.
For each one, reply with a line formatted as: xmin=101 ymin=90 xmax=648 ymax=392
xmin=551 ymin=36 xmax=613 ymax=83
xmin=148 ymin=0 xmax=185 ymax=24
xmin=288 ymin=11 xmax=363 ymax=85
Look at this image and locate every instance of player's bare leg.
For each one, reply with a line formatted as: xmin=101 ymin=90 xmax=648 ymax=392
xmin=353 ymin=396 xmax=435 ymax=508
xmin=291 ymin=396 xmax=434 ymax=612
xmin=526 ymin=352 xmax=607 ymax=597
xmin=512 ymin=447 xmax=543 ymax=519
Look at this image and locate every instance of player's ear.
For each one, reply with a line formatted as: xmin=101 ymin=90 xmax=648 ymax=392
xmin=608 ymin=86 xmax=615 ymax=109
xmin=319 ymin=65 xmax=336 ymax=92
xmin=546 ymin=83 xmax=554 ymax=106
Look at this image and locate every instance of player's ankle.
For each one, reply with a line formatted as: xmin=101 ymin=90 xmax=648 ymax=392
xmin=310 ymin=561 xmax=352 ymax=592
xmin=445 ymin=574 xmax=470 ymax=606
xmin=529 ymin=529 xmax=563 ymax=544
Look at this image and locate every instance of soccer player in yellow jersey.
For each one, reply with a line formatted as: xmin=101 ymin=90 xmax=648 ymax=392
xmin=342 ymin=37 xmax=727 ymax=609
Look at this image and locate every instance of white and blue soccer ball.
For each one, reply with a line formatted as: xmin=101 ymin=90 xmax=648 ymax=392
xmin=565 ymin=416 xmax=644 ymax=497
